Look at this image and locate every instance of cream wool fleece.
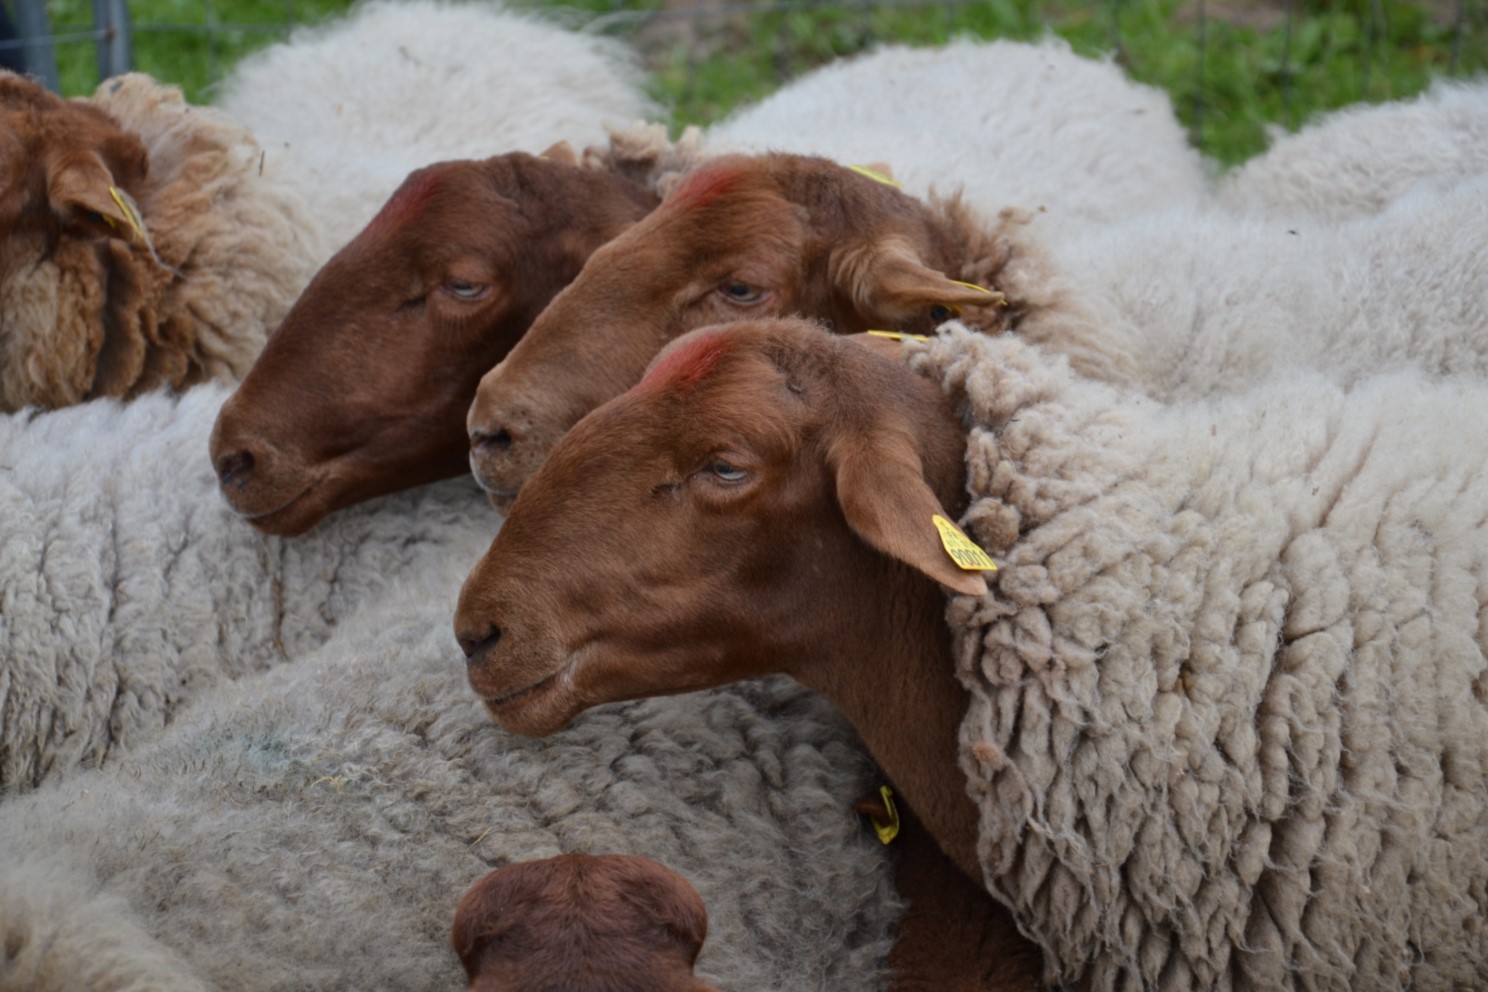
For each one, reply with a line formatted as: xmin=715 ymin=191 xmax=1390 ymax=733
xmin=912 ymin=326 xmax=1488 ymax=992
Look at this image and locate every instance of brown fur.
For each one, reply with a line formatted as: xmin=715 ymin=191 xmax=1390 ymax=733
xmin=209 ymin=151 xmax=657 ymax=536
xmin=465 ymin=151 xmax=1035 ymax=502
xmin=0 ymin=71 xmax=319 ymax=412
xmin=452 ymin=855 xmax=721 ymax=992
xmin=454 ymin=318 xmax=1043 ymax=990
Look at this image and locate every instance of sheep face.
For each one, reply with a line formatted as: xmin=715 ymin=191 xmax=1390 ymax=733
xmin=454 ymin=318 xmax=985 ymax=737
xmin=465 ymin=153 xmax=1005 ymax=505
xmin=0 ymin=72 xmax=163 ymax=411
xmin=452 ymin=855 xmax=719 ymax=992
xmin=209 ymin=154 xmax=655 ymax=536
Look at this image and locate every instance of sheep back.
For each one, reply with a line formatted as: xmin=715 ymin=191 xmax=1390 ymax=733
xmin=911 ymin=327 xmax=1488 ymax=991
xmin=0 ymin=591 xmax=900 ymax=991
xmin=214 ymin=0 xmax=657 ymax=251
xmin=0 ymin=384 xmax=497 ymax=792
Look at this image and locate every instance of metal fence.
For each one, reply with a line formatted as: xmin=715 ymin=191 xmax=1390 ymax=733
xmin=3 ymin=0 xmax=1484 ymax=162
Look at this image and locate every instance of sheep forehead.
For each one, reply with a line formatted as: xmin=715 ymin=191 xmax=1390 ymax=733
xmin=364 ymin=165 xmax=455 ymax=236
xmin=637 ymin=329 xmax=734 ymax=394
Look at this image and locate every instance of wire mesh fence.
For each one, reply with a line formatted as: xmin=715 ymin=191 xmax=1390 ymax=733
xmin=4 ymin=0 xmax=1485 ymax=163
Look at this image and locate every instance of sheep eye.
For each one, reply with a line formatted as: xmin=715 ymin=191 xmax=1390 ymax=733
xmin=930 ymin=304 xmax=958 ymax=323
xmin=443 ymin=280 xmax=489 ymax=301
xmin=718 ymin=281 xmax=765 ymax=306
xmin=710 ymin=460 xmax=747 ymax=483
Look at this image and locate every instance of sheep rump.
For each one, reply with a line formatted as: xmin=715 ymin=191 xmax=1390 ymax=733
xmin=912 ymin=327 xmax=1488 ymax=991
xmin=0 ymin=585 xmax=900 ymax=992
xmin=0 ymin=384 xmax=497 ymax=792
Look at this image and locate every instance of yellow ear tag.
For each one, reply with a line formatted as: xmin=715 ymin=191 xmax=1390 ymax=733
xmin=932 ymin=514 xmax=998 ymax=572
xmin=866 ymin=330 xmax=930 ymax=342
xmin=949 ymin=279 xmax=993 ymax=294
xmin=107 ymin=187 xmax=146 ymax=242
xmin=869 ymin=785 xmax=900 ymax=845
xmin=849 ymin=164 xmax=903 ymax=187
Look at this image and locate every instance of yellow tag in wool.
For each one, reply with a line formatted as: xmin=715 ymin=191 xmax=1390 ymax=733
xmin=107 ymin=187 xmax=146 ymax=243
xmin=866 ymin=330 xmax=931 ymax=342
xmin=869 ymin=785 xmax=901 ymax=845
xmin=933 ymin=515 xmax=998 ymax=572
xmin=849 ymin=164 xmax=903 ymax=187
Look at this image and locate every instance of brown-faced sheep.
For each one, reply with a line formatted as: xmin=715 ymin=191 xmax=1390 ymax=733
xmin=454 ymin=317 xmax=1488 ymax=990
xmin=465 ymin=152 xmax=1022 ymax=502
xmin=0 ymin=71 xmax=322 ymax=412
xmin=452 ymin=855 xmax=721 ymax=992
xmin=208 ymin=146 xmax=657 ymax=537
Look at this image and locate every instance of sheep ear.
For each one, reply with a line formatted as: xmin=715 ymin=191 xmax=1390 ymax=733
xmin=539 ymin=140 xmax=578 ymax=166
xmin=830 ymin=427 xmax=989 ymax=597
xmin=830 ymin=238 xmax=1003 ymax=325
xmin=46 ymin=151 xmax=145 ymax=242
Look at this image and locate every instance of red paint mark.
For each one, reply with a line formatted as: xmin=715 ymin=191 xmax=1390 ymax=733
xmin=365 ymin=166 xmax=444 ymax=235
xmin=664 ymin=165 xmax=745 ymax=213
xmin=638 ymin=330 xmax=731 ymax=394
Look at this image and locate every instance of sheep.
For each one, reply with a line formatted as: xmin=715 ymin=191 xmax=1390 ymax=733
xmin=213 ymin=0 xmax=657 ymax=253
xmin=453 ymin=317 xmax=1488 ymax=991
xmin=209 ymin=146 xmax=659 ymax=538
xmin=465 ymin=150 xmax=1028 ymax=501
xmin=0 ymin=71 xmax=324 ymax=412
xmin=452 ymin=855 xmax=720 ymax=992
xmin=1218 ymin=78 xmax=1488 ymax=222
xmin=0 ymin=383 xmax=497 ymax=793
xmin=466 ymin=150 xmax=1488 ymax=500
xmin=703 ymin=36 xmax=1209 ymax=234
xmin=0 ymin=573 xmax=903 ymax=991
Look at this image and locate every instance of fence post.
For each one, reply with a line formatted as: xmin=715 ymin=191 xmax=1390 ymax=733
xmin=94 ymin=0 xmax=134 ymax=81
xmin=14 ymin=0 xmax=60 ymax=91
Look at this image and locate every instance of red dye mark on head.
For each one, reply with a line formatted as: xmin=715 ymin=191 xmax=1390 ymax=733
xmin=663 ymin=165 xmax=745 ymax=214
xmin=364 ymin=166 xmax=445 ymax=235
xmin=638 ymin=331 xmax=732 ymax=394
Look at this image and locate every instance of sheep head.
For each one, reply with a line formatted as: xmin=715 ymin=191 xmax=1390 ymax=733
xmin=454 ymin=318 xmax=985 ymax=738
xmin=465 ymin=152 xmax=1009 ymax=505
xmin=209 ymin=151 xmax=657 ymax=536
xmin=0 ymin=71 xmax=170 ymax=411
xmin=452 ymin=855 xmax=720 ymax=992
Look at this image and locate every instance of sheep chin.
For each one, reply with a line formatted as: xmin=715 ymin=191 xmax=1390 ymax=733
xmin=480 ymin=653 xmax=581 ymax=738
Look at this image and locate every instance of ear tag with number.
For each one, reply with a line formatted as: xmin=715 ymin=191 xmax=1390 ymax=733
xmin=849 ymin=164 xmax=903 ymax=187
xmin=866 ymin=330 xmax=931 ymax=342
xmin=869 ymin=785 xmax=901 ymax=845
xmin=932 ymin=514 xmax=998 ymax=572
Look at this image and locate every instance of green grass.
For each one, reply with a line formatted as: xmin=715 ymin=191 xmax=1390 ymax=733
xmin=44 ymin=0 xmax=1488 ymax=165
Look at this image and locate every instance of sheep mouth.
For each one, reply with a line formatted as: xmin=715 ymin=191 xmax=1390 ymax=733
xmin=234 ymin=480 xmax=328 ymax=537
xmin=480 ymin=654 xmax=579 ymax=725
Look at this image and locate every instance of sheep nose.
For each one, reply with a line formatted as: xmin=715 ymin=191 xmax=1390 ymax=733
xmin=469 ymin=425 xmax=513 ymax=455
xmin=216 ymin=449 xmax=257 ymax=490
xmin=458 ymin=624 xmax=503 ymax=660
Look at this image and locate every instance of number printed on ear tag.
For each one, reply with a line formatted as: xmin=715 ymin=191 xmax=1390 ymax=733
xmin=932 ymin=515 xmax=998 ymax=572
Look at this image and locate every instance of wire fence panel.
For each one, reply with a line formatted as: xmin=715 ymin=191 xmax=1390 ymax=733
xmin=6 ymin=0 xmax=1485 ymax=163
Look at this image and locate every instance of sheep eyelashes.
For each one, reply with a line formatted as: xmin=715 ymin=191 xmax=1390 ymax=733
xmin=453 ymin=856 xmax=722 ymax=992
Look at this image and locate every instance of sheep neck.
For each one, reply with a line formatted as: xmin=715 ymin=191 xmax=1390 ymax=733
xmin=789 ymin=570 xmax=982 ymax=883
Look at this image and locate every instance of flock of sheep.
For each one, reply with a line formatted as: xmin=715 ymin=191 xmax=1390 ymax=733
xmin=0 ymin=0 xmax=1485 ymax=989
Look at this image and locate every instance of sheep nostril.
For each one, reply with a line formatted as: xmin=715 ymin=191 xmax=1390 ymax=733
xmin=217 ymin=450 xmax=256 ymax=489
xmin=470 ymin=426 xmax=513 ymax=455
xmin=458 ymin=625 xmax=503 ymax=660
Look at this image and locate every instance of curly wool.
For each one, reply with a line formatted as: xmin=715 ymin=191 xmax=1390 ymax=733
xmin=911 ymin=327 xmax=1488 ymax=991
xmin=0 ymin=384 xmax=498 ymax=793
xmin=0 ymin=74 xmax=324 ymax=411
xmin=0 ymin=582 xmax=900 ymax=992
xmin=214 ymin=0 xmax=657 ymax=251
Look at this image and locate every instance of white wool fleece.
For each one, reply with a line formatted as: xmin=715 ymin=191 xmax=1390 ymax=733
xmin=1005 ymin=172 xmax=1488 ymax=397
xmin=1220 ymin=78 xmax=1488 ymax=222
xmin=215 ymin=0 xmax=657 ymax=252
xmin=0 ymin=384 xmax=498 ymax=792
xmin=911 ymin=327 xmax=1488 ymax=991
xmin=707 ymin=36 xmax=1210 ymax=235
xmin=0 ymin=582 xmax=900 ymax=992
